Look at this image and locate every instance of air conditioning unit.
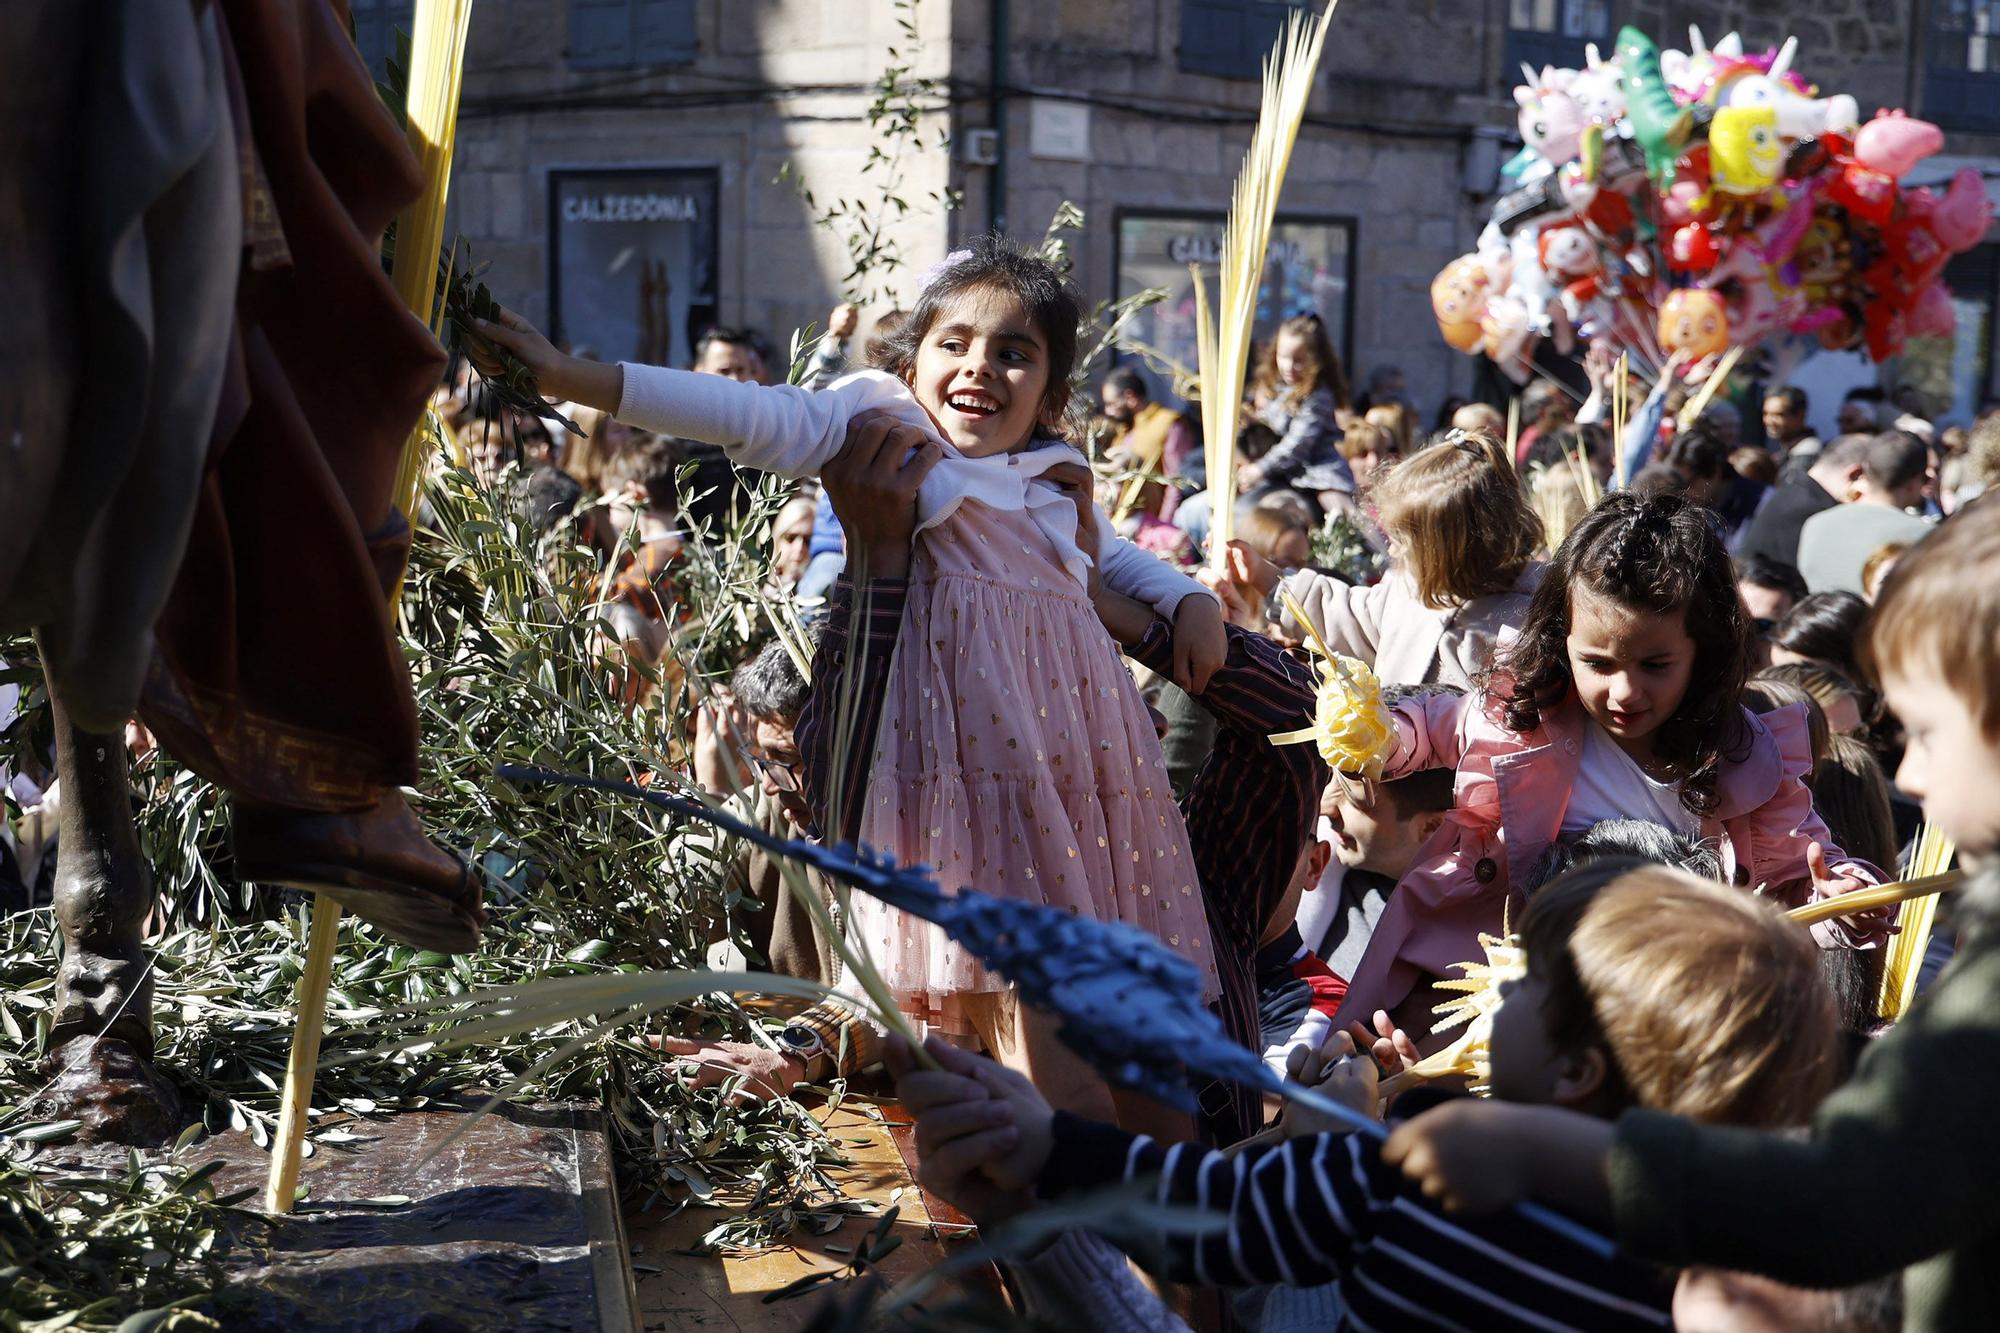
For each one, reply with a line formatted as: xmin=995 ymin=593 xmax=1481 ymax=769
xmin=962 ymin=127 xmax=1001 ymax=166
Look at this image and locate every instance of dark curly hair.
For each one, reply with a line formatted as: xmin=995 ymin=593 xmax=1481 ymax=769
xmin=1493 ymin=492 xmax=1752 ymax=818
xmin=878 ymin=233 xmax=1083 ymax=440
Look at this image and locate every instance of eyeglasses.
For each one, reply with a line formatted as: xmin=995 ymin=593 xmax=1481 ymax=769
xmin=750 ymin=753 xmax=801 ymax=793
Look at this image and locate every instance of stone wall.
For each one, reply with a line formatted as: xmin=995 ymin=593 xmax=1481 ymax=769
xmin=449 ymin=0 xmax=1996 ymax=412
xmin=450 ymin=0 xmax=956 ymax=362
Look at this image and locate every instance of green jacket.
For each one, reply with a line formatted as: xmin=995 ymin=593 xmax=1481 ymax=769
xmin=1610 ymin=884 xmax=2000 ymax=1331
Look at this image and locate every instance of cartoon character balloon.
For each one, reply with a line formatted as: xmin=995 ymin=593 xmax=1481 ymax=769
xmin=1515 ymin=65 xmax=1585 ymax=166
xmin=1854 ymin=110 xmax=1944 ymax=177
xmin=1570 ymin=44 xmax=1627 ymax=125
xmin=1660 ymin=25 xmax=1742 ymax=103
xmin=1709 ymin=37 xmax=1862 ymax=140
xmin=1430 ymin=254 xmax=1491 ymax=352
xmin=1699 ymin=105 xmax=1786 ymax=212
xmin=1659 ymin=288 xmax=1730 ymax=361
xmin=1617 ymin=26 xmax=1694 ymax=182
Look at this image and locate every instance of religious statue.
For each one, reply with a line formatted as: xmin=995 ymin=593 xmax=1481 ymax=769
xmin=0 ymin=0 xmax=483 ymax=1142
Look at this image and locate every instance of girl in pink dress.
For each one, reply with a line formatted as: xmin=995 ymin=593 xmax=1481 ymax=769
xmin=477 ymin=238 xmax=1225 ymax=1109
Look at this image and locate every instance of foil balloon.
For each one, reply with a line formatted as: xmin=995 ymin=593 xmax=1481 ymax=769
xmin=1908 ymin=281 xmax=1956 ymax=339
xmin=1699 ymin=105 xmax=1786 ymax=212
xmin=1431 ymin=254 xmax=1491 ymax=352
xmin=1853 ymin=110 xmax=1944 ymax=177
xmin=1828 ymin=159 xmax=1899 ymax=226
xmin=1927 ymin=168 xmax=1995 ymax=252
xmin=1660 ymin=25 xmax=1742 ymax=103
xmin=1571 ymin=43 xmax=1627 ymax=125
xmin=1865 ymin=298 xmax=1908 ymax=361
xmin=1666 ymin=220 xmax=1720 ymax=271
xmin=1659 ymin=288 xmax=1730 ymax=361
xmin=1515 ymin=64 xmax=1585 ymax=166
xmin=1618 ymin=25 xmax=1694 ymax=182
xmin=1481 ymin=294 xmax=1535 ymax=379
xmin=1709 ymin=36 xmax=1861 ymax=140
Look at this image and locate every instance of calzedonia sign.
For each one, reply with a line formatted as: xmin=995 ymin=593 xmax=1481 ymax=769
xmin=549 ymin=167 xmax=719 ymax=366
xmin=560 ymin=191 xmax=706 ymax=224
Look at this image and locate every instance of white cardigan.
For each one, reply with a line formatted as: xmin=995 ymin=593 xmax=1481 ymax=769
xmin=1276 ymin=562 xmax=1542 ymax=690
xmin=617 ymin=363 xmax=1212 ymax=620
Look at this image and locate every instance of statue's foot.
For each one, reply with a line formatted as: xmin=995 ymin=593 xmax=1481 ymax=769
xmin=233 ymin=791 xmax=486 ymax=952
xmin=32 ymin=1035 xmax=187 ymax=1146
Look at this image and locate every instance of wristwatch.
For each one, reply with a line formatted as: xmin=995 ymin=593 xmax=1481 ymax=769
xmin=778 ymin=1022 xmax=828 ymax=1068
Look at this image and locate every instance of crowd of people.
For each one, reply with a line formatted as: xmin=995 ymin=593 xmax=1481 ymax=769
xmin=442 ymin=233 xmax=1998 ymax=1330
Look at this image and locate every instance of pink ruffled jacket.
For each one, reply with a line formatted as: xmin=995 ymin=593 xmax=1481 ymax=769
xmin=1333 ymin=691 xmax=1884 ymax=1028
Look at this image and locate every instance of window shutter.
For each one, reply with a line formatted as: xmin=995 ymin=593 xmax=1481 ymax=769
xmin=634 ymin=0 xmax=697 ymax=65
xmin=570 ymin=0 xmax=634 ymax=69
xmin=1180 ymin=0 xmax=1304 ymax=79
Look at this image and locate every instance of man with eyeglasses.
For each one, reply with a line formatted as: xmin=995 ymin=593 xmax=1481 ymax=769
xmin=652 ymin=638 xmax=862 ymax=1097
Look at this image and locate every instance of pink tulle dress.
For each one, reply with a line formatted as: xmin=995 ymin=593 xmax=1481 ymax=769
xmin=853 ymin=501 xmax=1219 ymax=1034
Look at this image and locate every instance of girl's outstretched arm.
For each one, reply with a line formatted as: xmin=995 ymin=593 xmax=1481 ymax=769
xmin=471 ymin=307 xmax=623 ymax=412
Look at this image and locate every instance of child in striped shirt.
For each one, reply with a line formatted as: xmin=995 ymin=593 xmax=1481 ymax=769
xmin=889 ymin=860 xmax=1837 ymax=1330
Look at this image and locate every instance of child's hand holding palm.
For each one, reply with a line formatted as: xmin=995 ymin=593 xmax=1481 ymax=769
xmin=470 ymin=305 xmax=624 ymax=413
xmin=886 ymin=1035 xmax=1055 ymax=1226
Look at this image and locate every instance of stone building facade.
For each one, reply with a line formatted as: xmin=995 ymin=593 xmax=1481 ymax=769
xmin=404 ymin=0 xmax=2000 ymax=424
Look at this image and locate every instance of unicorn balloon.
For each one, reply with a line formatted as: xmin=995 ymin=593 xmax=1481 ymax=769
xmin=1570 ymin=43 xmax=1627 ymax=125
xmin=1660 ymin=25 xmax=1743 ymax=103
xmin=1709 ymin=36 xmax=1860 ymax=139
xmin=1515 ymin=64 xmax=1585 ymax=165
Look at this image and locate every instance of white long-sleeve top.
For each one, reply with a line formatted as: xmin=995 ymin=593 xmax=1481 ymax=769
xmin=616 ymin=364 xmax=1213 ymax=622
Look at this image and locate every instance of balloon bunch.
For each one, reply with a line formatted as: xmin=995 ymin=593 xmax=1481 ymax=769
xmin=1433 ymin=24 xmax=1993 ymax=381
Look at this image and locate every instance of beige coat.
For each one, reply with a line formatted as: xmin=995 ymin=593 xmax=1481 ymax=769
xmin=1276 ymin=562 xmax=1542 ymax=690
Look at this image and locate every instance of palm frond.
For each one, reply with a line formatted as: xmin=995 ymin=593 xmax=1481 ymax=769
xmin=1195 ymin=3 xmax=1337 ymax=565
xmin=1881 ymin=823 xmax=1956 ymax=1020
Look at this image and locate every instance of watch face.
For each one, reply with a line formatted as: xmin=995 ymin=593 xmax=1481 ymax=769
xmin=779 ymin=1025 xmax=823 ymax=1054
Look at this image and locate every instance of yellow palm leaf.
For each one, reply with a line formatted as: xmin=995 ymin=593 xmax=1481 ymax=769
xmin=1195 ymin=3 xmax=1338 ymax=565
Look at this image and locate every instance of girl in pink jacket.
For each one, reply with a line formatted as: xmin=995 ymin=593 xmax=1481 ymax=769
xmin=1335 ymin=492 xmax=1889 ymax=1028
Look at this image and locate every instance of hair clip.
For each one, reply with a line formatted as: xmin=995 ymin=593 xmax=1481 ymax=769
xmin=915 ymin=248 xmax=976 ymax=294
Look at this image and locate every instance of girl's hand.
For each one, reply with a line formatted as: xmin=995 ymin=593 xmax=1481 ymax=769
xmin=1805 ymin=842 xmax=1896 ymax=946
xmin=1195 ymin=566 xmax=1258 ymax=629
xmin=471 ymin=306 xmax=561 ymax=385
xmin=1348 ymin=1010 xmax=1422 ymax=1077
xmin=1235 ymin=461 xmax=1265 ymax=492
xmin=1173 ymin=594 xmax=1227 ymax=693
xmin=1281 ymin=1030 xmax=1381 ymax=1136
xmin=471 ymin=306 xmax=624 ymax=411
xmin=1224 ymin=539 xmax=1284 ymax=598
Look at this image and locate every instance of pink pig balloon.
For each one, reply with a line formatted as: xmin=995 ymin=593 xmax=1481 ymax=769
xmin=1853 ymin=110 xmax=1944 ymax=177
xmin=1930 ymin=168 xmax=1995 ymax=253
xmin=1908 ymin=281 xmax=1956 ymax=338
xmin=1660 ymin=180 xmax=1704 ymax=227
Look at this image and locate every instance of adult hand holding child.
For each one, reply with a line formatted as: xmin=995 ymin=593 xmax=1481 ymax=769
xmin=820 ymin=410 xmax=944 ymax=581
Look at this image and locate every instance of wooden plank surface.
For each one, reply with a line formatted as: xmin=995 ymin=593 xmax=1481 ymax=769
xmin=627 ymin=1100 xmax=993 ymax=1331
